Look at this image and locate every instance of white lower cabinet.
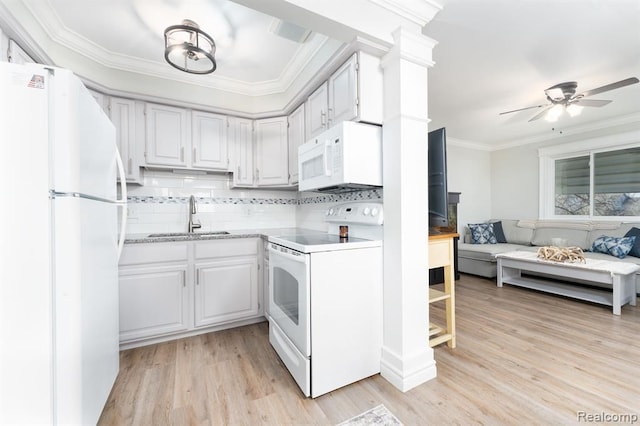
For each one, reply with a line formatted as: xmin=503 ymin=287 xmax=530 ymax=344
xmin=194 ymin=258 xmax=259 ymax=327
xmin=118 ymin=238 xmax=263 ymax=348
xmin=119 ymin=265 xmax=189 ymax=341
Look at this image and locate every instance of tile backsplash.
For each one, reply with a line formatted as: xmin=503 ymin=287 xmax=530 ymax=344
xmin=122 ymin=170 xmax=382 ymax=235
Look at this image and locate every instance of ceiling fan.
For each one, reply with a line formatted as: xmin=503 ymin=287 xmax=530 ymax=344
xmin=499 ymin=77 xmax=639 ymax=122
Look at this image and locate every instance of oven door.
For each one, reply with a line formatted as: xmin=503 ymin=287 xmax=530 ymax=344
xmin=298 ymin=136 xmax=337 ymax=192
xmin=268 ymin=243 xmax=311 ymax=356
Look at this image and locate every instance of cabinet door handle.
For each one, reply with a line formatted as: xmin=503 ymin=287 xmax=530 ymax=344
xmin=195 ymin=268 xmax=199 ymax=285
xmin=256 ymin=169 xmax=259 ymax=181
xmin=180 ymin=147 xmax=184 ymax=162
xmin=127 ymin=158 xmax=132 ymax=172
xmin=237 ymin=166 xmax=240 ymax=176
xmin=193 ymin=147 xmax=197 ymax=162
xmin=321 ymin=110 xmax=326 ymax=126
xmin=182 ymin=270 xmax=186 ymax=287
xmin=327 ymin=107 xmax=333 ymax=123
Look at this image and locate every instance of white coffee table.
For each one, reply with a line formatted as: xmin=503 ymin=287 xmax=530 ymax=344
xmin=496 ymin=251 xmax=638 ymax=315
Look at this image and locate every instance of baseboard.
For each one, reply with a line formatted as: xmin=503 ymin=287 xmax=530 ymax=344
xmin=379 ymin=345 xmax=437 ymax=392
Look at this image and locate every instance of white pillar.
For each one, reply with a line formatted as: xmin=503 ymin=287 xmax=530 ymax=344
xmin=380 ymin=27 xmax=438 ymax=392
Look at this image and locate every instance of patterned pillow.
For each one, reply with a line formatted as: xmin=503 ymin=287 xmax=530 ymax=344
xmin=469 ymin=223 xmax=497 ymax=244
xmin=623 ymin=227 xmax=640 ymax=258
xmin=590 ymin=235 xmax=637 ymax=259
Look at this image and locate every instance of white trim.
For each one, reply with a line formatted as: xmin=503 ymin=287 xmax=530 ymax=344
xmin=368 ymin=0 xmax=443 ymax=27
xmin=379 ymin=346 xmax=437 ymax=392
xmin=538 ymin=130 xmax=640 ymax=158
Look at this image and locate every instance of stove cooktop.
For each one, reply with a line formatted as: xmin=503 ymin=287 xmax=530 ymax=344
xmin=268 ymin=233 xmax=382 ymax=253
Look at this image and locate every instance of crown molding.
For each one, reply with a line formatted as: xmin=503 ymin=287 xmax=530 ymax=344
xmin=492 ymin=112 xmax=640 ymax=151
xmin=18 ymin=0 xmax=339 ymax=98
xmin=367 ymin=0 xmax=443 ymax=27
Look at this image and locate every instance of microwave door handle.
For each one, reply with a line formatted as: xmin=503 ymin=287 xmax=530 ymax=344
xmin=323 ymin=141 xmax=332 ymax=177
xmin=269 ymin=246 xmax=308 ymax=263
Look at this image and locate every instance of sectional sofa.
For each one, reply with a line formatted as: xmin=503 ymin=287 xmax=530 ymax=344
xmin=458 ymin=219 xmax=640 ymax=294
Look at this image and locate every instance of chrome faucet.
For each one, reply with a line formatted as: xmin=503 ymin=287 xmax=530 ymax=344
xmin=188 ymin=195 xmax=201 ymax=233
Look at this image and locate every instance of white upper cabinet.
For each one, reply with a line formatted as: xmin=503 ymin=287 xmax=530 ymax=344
xmin=109 ymin=97 xmax=142 ymax=183
xmin=145 ymin=103 xmax=231 ymax=172
xmin=145 ymin=102 xmax=189 ymax=168
xmin=305 ymin=81 xmax=328 ymax=140
xmin=328 ymin=55 xmax=358 ymax=125
xmin=7 ymin=40 xmax=35 ymax=64
xmin=191 ymin=111 xmax=229 ymax=171
xmin=287 ymin=103 xmax=305 ymax=185
xmin=255 ymin=117 xmax=289 ymax=186
xmin=88 ymin=89 xmax=107 ymax=113
xmin=305 ymin=52 xmax=383 ymax=140
xmin=231 ymin=117 xmax=255 ymax=187
xmin=350 ymin=51 xmax=383 ymax=125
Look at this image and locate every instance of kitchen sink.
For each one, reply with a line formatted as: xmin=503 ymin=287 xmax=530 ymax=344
xmin=147 ymin=231 xmax=230 ymax=238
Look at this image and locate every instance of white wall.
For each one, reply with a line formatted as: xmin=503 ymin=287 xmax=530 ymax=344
xmin=446 ymin=143 xmax=492 ymax=230
xmin=490 ymin=144 xmax=539 ymax=220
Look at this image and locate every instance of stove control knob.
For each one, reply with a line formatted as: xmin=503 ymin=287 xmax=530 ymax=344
xmin=371 ymin=208 xmax=379 ymax=216
xmin=328 ymin=208 xmax=335 ymax=216
xmin=363 ymin=207 xmax=371 ymax=215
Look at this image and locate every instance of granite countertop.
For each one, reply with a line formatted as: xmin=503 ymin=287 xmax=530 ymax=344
xmin=124 ymin=228 xmax=322 ymax=244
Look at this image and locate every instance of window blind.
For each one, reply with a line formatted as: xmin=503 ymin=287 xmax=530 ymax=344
xmin=555 ymin=156 xmax=589 ymax=195
xmin=594 ymin=147 xmax=640 ymax=193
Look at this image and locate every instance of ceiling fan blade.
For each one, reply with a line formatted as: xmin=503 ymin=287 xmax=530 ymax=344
xmin=578 ymin=77 xmax=639 ymax=98
xmin=572 ymin=99 xmax=612 ymax=107
xmin=528 ymin=105 xmax=553 ymax=122
xmin=499 ymin=104 xmax=548 ymax=115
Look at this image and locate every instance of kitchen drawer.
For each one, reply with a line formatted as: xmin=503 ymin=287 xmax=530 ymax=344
xmin=120 ymin=242 xmax=189 ymax=266
xmin=195 ymin=238 xmax=258 ymax=259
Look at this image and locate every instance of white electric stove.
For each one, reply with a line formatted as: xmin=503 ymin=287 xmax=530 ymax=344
xmin=267 ymin=201 xmax=383 ymax=397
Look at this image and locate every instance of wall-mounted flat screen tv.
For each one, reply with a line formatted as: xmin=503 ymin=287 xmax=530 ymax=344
xmin=428 ymin=127 xmax=448 ymax=232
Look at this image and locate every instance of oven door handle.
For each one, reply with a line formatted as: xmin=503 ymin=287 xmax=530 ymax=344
xmin=269 ymin=245 xmax=308 ymax=263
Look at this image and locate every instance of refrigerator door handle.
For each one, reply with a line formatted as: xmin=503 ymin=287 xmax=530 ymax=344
xmin=115 ymin=146 xmax=127 ymax=262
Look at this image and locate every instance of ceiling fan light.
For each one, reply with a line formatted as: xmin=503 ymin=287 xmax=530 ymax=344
xmin=566 ymin=103 xmax=584 ymax=117
xmin=545 ymin=104 xmax=564 ymax=122
xmin=164 ymin=19 xmax=216 ymax=74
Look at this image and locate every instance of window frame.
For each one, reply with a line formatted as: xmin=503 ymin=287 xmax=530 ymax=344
xmin=538 ymin=130 xmax=640 ymax=220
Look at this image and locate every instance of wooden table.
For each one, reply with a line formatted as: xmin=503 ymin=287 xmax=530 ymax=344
xmin=428 ymin=233 xmax=458 ymax=348
xmin=497 ymin=251 xmax=638 ymax=315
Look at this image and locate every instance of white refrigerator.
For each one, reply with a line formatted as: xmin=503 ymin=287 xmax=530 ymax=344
xmin=0 ymin=62 xmax=127 ymax=424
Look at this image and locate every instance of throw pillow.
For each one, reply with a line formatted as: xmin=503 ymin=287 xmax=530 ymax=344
xmin=623 ymin=227 xmax=640 ymax=258
xmin=590 ymin=235 xmax=637 ymax=259
xmin=491 ymin=221 xmax=508 ymax=243
xmin=469 ymin=223 xmax=497 ymax=244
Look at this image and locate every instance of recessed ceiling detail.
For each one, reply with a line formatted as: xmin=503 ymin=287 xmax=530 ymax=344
xmin=19 ymin=0 xmax=342 ymax=98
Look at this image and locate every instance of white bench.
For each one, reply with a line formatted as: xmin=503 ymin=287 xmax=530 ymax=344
xmin=496 ymin=251 xmax=638 ymax=315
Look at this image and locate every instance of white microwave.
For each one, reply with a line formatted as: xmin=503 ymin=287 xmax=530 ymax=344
xmin=298 ymin=121 xmax=382 ymax=193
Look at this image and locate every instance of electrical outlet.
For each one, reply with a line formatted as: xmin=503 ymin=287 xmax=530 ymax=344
xmin=126 ymin=206 xmax=138 ymax=219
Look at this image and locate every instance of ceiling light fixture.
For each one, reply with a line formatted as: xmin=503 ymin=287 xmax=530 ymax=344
xmin=565 ymin=103 xmax=584 ymax=117
xmin=544 ymin=103 xmax=585 ymax=122
xmin=545 ymin=104 xmax=564 ymax=122
xmin=164 ymin=19 xmax=216 ymax=74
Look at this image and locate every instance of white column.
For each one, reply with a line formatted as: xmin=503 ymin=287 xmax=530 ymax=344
xmin=380 ymin=27 xmax=438 ymax=392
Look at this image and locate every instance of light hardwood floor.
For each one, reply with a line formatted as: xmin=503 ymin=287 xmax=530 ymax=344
xmin=99 ymin=274 xmax=640 ymax=425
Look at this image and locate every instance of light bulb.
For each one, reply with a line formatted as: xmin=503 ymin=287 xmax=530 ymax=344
xmin=566 ymin=104 xmax=584 ymax=117
xmin=545 ymin=104 xmax=564 ymax=122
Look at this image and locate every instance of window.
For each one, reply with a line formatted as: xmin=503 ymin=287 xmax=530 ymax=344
xmin=539 ymin=132 xmax=640 ymax=220
xmin=554 ymin=148 xmax=640 ymax=217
